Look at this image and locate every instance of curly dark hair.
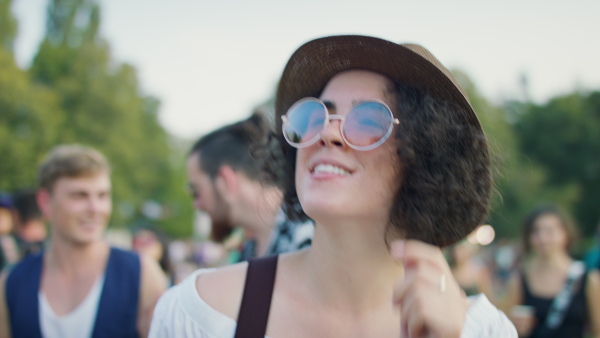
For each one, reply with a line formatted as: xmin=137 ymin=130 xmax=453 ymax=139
xmin=260 ymin=79 xmax=492 ymax=248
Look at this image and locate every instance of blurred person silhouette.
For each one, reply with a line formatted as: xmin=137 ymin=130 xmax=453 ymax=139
xmin=505 ymin=204 xmax=600 ymax=337
xmin=12 ymin=189 xmax=47 ymax=258
xmin=151 ymin=35 xmax=515 ymax=337
xmin=584 ymin=219 xmax=600 ymax=270
xmin=0 ymin=144 xmax=167 ymax=338
xmin=447 ymin=238 xmax=494 ymax=299
xmin=186 ymin=111 xmax=314 ymax=262
xmin=494 ymin=238 xmax=519 ymax=289
xmin=0 ymin=193 xmax=19 ymax=271
xmin=132 ymin=225 xmax=174 ymax=286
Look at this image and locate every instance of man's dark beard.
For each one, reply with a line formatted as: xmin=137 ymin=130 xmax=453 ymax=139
xmin=208 ymin=188 xmax=234 ymax=243
xmin=210 ymin=218 xmax=235 ymax=243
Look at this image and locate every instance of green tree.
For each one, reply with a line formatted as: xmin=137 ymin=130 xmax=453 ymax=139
xmin=0 ymin=0 xmax=63 ymax=192
xmin=22 ymin=0 xmax=193 ymax=237
xmin=0 ymin=0 xmax=17 ymax=51
xmin=515 ymin=91 xmax=600 ymax=236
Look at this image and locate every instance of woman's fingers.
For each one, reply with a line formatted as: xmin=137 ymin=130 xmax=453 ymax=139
xmin=392 ymin=256 xmax=441 ymax=304
xmin=391 ymin=240 xmax=449 ymax=271
xmin=399 ymin=282 xmax=430 ymax=337
xmin=392 ymin=239 xmax=466 ymax=338
xmin=396 ymin=261 xmax=451 ymax=335
xmin=391 ymin=239 xmax=452 ymax=304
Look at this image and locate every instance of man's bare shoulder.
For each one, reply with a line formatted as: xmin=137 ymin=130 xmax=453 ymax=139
xmin=195 ymin=262 xmax=249 ymax=320
xmin=0 ymin=269 xmax=7 ymax=288
xmin=0 ymin=269 xmax=11 ymax=338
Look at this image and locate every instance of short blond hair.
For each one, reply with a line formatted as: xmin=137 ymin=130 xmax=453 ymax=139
xmin=38 ymin=144 xmax=110 ymax=191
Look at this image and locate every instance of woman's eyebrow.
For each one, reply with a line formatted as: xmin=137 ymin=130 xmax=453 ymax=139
xmin=322 ymin=99 xmax=374 ymax=112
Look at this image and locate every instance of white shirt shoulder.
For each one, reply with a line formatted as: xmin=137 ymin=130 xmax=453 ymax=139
xmin=149 ymin=269 xmax=238 ymax=338
xmin=149 ymin=270 xmax=515 ymax=338
xmin=462 ymin=294 xmax=517 ymax=337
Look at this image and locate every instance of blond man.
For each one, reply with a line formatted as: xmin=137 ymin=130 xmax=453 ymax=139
xmin=0 ymin=145 xmax=166 ymax=338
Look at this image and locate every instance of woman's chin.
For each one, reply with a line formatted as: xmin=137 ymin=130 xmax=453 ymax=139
xmin=303 ymin=203 xmax=348 ymax=222
xmin=535 ymin=247 xmax=564 ymax=257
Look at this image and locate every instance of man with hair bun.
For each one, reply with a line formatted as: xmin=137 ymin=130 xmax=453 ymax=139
xmin=187 ymin=111 xmax=314 ymax=262
xmin=0 ymin=144 xmax=167 ymax=338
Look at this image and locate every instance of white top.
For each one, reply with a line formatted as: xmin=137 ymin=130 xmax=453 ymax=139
xmin=149 ymin=269 xmax=517 ymax=338
xmin=39 ymin=274 xmax=105 ymax=338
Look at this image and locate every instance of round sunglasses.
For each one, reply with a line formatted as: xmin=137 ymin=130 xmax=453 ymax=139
xmin=281 ymin=97 xmax=400 ymax=151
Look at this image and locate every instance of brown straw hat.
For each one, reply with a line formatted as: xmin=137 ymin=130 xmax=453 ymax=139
xmin=275 ymin=35 xmax=480 ymax=132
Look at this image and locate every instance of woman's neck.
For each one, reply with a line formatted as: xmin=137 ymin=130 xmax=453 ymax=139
xmin=298 ymin=218 xmax=402 ymax=312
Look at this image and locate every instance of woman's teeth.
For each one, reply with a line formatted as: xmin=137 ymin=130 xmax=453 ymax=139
xmin=313 ymin=164 xmax=350 ymax=176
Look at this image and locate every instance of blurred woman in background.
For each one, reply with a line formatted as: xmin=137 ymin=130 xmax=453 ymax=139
xmin=505 ymin=204 xmax=600 ymax=337
xmin=132 ymin=225 xmax=174 ymax=285
xmin=448 ymin=239 xmax=494 ymax=300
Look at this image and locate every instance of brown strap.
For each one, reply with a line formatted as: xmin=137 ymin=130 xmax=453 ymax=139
xmin=234 ymin=255 xmax=279 ymax=338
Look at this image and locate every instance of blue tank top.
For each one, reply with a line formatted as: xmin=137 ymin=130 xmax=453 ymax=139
xmin=5 ymin=247 xmax=141 ymax=338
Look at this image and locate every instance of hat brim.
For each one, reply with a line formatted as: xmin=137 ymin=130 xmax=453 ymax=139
xmin=275 ymin=35 xmax=481 ymax=133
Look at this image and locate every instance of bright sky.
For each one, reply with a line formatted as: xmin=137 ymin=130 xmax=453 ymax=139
xmin=12 ymin=0 xmax=600 ymax=140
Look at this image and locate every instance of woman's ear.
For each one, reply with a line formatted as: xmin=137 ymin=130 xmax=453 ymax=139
xmin=214 ymin=165 xmax=238 ymax=201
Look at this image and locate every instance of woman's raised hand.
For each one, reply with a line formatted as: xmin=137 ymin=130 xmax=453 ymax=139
xmin=391 ymin=240 xmax=467 ymax=338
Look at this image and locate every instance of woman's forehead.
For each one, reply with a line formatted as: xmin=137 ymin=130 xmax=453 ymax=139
xmin=319 ymin=70 xmax=393 ymax=105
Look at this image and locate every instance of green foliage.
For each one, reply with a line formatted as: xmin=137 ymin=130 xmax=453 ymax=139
xmin=515 ymin=91 xmax=600 ymax=236
xmin=0 ymin=48 xmax=63 ymax=191
xmin=0 ymin=0 xmax=17 ymax=51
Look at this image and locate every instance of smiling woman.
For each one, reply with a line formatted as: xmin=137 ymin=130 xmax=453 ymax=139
xmin=149 ymin=35 xmax=516 ymax=337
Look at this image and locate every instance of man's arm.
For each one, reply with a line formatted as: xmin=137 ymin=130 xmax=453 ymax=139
xmin=0 ymin=270 xmax=12 ymax=338
xmin=137 ymin=255 xmax=168 ymax=338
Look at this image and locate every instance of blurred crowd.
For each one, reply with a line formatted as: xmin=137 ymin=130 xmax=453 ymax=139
xmin=1 ymin=110 xmax=598 ymax=337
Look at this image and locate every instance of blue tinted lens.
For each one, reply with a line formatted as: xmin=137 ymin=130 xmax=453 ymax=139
xmin=284 ymin=100 xmax=326 ymax=144
xmin=343 ymin=102 xmax=392 ymax=147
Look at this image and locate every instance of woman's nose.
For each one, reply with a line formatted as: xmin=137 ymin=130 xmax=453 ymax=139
xmin=318 ymin=116 xmax=345 ymax=148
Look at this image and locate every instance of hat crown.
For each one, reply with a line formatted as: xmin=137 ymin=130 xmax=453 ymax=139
xmin=400 ymin=43 xmax=469 ymax=102
xmin=275 ymin=35 xmax=476 ymax=130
